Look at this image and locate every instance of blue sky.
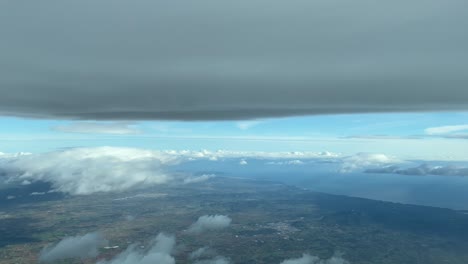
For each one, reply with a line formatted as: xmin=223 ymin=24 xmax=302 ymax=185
xmin=1 ymin=112 xmax=468 ymax=160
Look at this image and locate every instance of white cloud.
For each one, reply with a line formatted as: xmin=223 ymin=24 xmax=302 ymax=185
xmin=188 ymin=215 xmax=232 ymax=234
xmin=280 ymin=254 xmax=349 ymax=264
xmin=184 ymin=174 xmax=216 ymax=184
xmin=39 ymin=232 xmax=108 ymax=263
xmin=0 ymin=147 xmax=415 ymax=196
xmin=236 ymin=121 xmax=262 ymax=130
xmin=97 ymin=233 xmax=175 ymax=264
xmin=0 ymin=147 xmax=341 ymax=196
xmin=53 ymin=122 xmax=141 ymax=135
xmin=266 ymin=160 xmax=304 ymax=165
xmin=21 ymin=180 xmax=31 ymax=185
xmin=0 ymin=147 xmax=178 ymax=195
xmin=168 ymin=150 xmax=339 ymax=161
xmin=366 ymin=164 xmax=468 ymax=177
xmin=425 ymin=124 xmax=468 ymax=135
xmin=339 ymin=153 xmax=400 ymax=173
xmin=281 ymin=254 xmax=319 ymax=264
xmin=30 ymin=192 xmax=46 ymax=196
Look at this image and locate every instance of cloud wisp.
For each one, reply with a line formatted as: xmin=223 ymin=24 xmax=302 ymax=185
xmin=188 ymin=215 xmax=232 ymax=234
xmin=53 ymin=122 xmax=141 ymax=135
xmin=236 ymin=121 xmax=262 ymax=130
xmin=424 ymin=124 xmax=468 ymax=139
xmin=183 ymin=174 xmax=216 ymax=184
xmin=97 ymin=233 xmax=176 ymax=264
xmin=189 ymin=247 xmax=212 ymax=260
xmin=425 ymin=124 xmax=468 ymax=135
xmin=1 ymin=1 xmax=468 ymax=120
xmin=39 ymin=232 xmax=108 ymax=263
xmin=280 ymin=254 xmax=349 ymax=264
xmin=194 ymin=256 xmax=231 ymax=264
xmin=366 ymin=164 xmax=468 ymax=177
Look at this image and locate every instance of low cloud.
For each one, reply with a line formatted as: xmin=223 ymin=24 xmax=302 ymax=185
xmin=97 ymin=233 xmax=175 ymax=264
xmin=53 ymin=122 xmax=141 ymax=135
xmin=280 ymin=254 xmax=349 ymax=264
xmin=188 ymin=215 xmax=232 ymax=234
xmin=0 ymin=148 xmax=341 ymax=195
xmin=189 ymin=247 xmax=212 ymax=260
xmin=194 ymin=256 xmax=231 ymax=264
xmin=0 ymin=147 xmax=178 ymax=195
xmin=366 ymin=164 xmax=468 ymax=177
xmin=39 ymin=232 xmax=108 ymax=263
xmin=239 ymin=159 xmax=248 ymax=166
xmin=184 ymin=174 xmax=216 ymax=184
xmin=340 ymin=153 xmax=400 ymax=173
xmin=30 ymin=192 xmax=46 ymax=196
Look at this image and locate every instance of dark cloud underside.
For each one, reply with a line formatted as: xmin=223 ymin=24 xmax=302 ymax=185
xmin=1 ymin=0 xmax=467 ymax=120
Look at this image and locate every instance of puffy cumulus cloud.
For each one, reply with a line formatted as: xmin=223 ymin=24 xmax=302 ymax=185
xmin=184 ymin=174 xmax=216 ymax=184
xmin=188 ymin=215 xmax=232 ymax=234
xmin=0 ymin=147 xmax=179 ymax=195
xmin=239 ymin=159 xmax=248 ymax=166
xmin=339 ymin=153 xmax=400 ymax=173
xmin=194 ymin=256 xmax=231 ymax=264
xmin=52 ymin=122 xmax=141 ymax=134
xmin=97 ymin=233 xmax=175 ymax=264
xmin=1 ymin=1 xmax=468 ymax=121
xmin=39 ymin=232 xmax=108 ymax=263
xmin=366 ymin=164 xmax=468 ymax=177
xmin=280 ymin=254 xmax=349 ymax=264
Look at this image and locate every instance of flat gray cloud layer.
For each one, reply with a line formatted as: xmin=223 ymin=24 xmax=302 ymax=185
xmin=1 ymin=0 xmax=467 ymax=120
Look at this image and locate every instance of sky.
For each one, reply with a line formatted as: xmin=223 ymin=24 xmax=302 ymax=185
xmin=2 ymin=2 xmax=468 ymax=262
xmin=0 ymin=1 xmax=468 ymax=216
xmin=1 ymin=112 xmax=468 ymax=161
